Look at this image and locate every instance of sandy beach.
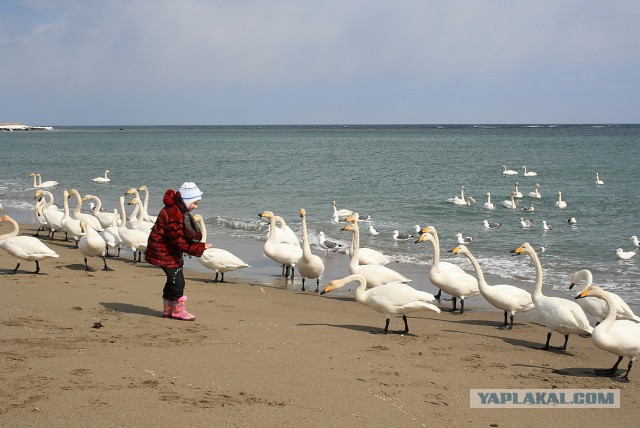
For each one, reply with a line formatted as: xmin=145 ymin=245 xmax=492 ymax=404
xmin=1 ymin=222 xmax=638 ymax=427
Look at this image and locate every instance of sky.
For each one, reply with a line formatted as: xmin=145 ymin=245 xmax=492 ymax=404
xmin=1 ymin=0 xmax=639 ymax=125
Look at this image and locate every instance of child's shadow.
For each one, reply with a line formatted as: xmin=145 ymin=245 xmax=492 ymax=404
xmin=100 ymin=302 xmax=159 ymax=317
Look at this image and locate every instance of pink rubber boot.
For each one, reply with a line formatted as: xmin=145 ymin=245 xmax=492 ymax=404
xmin=171 ymin=296 xmax=196 ymax=321
xmin=162 ymin=299 xmax=173 ymax=318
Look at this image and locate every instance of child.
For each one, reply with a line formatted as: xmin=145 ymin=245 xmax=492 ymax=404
xmin=145 ymin=182 xmax=212 ymax=320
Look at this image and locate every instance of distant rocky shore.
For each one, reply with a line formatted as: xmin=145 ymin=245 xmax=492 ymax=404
xmin=0 ymin=122 xmax=54 ymax=131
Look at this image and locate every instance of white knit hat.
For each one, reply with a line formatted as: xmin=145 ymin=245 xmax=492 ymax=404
xmin=178 ymin=182 xmax=203 ymax=207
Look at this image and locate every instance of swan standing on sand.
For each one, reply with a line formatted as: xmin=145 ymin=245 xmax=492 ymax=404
xmin=100 ymin=215 xmax=122 ymax=257
xmin=416 ymin=227 xmax=479 ymax=313
xmin=342 ymin=221 xmax=410 ymax=287
xmin=596 ymin=172 xmax=604 ymax=185
xmin=78 ymin=221 xmax=112 ymax=271
xmin=91 ymin=170 xmax=111 ymax=183
xmin=192 ymin=214 xmax=249 ymax=282
xmin=127 ymin=198 xmax=154 ymax=232
xmin=502 ymin=165 xmax=518 ymax=176
xmin=522 ymin=166 xmax=538 ymax=177
xmin=68 ymin=189 xmax=103 ymax=232
xmin=259 ymin=211 xmax=303 ymax=280
xmin=137 ymin=185 xmax=157 ymax=222
xmin=345 ymin=215 xmax=390 ymax=265
xmin=575 ymin=285 xmax=640 ymax=382
xmin=297 ymin=209 xmax=325 ymax=292
xmin=35 ymin=190 xmax=65 ymax=241
xmin=555 ymin=191 xmax=567 ymax=209
xmin=61 ymin=190 xmax=85 ymax=247
xmin=118 ymin=196 xmax=148 ymax=262
xmin=83 ymin=194 xmax=119 ymax=229
xmin=321 ymin=274 xmax=440 ymax=334
xmin=483 ymin=192 xmax=495 ymax=210
xmin=513 ymin=243 xmax=593 ymax=350
xmin=569 ymin=269 xmax=640 ymax=324
xmin=453 ymin=245 xmax=534 ymax=329
xmin=0 ymin=214 xmax=59 ymax=274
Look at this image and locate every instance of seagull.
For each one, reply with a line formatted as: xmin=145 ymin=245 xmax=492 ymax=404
xmin=455 ymin=233 xmax=473 ymax=244
xmin=522 ymin=204 xmax=535 ymax=212
xmin=568 ymin=217 xmax=577 ymax=225
xmin=368 ymin=225 xmax=380 ymax=236
xmin=483 ymin=219 xmax=501 ymax=229
xmin=318 ymin=231 xmax=344 ymax=254
xmin=520 ymin=218 xmax=533 ymax=228
xmin=535 ymin=245 xmax=547 ymax=254
xmin=542 ymin=220 xmax=552 ymax=231
xmin=630 ymin=236 xmax=640 ymax=248
xmin=392 ymin=230 xmax=414 ymax=241
xmin=616 ymin=248 xmax=636 ymax=260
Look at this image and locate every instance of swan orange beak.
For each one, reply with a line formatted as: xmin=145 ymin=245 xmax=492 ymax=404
xmin=341 ymin=224 xmax=353 ymax=231
xmin=575 ymin=288 xmax=591 ymax=299
xmin=452 ymin=246 xmax=463 ymax=254
xmin=320 ymin=284 xmax=333 ymax=295
xmin=512 ymin=246 xmax=524 ymax=255
xmin=415 ymin=234 xmax=426 ymax=243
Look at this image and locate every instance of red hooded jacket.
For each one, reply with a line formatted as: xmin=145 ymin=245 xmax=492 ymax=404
xmin=145 ymin=189 xmax=205 ymax=268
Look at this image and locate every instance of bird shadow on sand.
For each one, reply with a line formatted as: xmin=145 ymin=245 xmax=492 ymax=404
xmin=298 ymin=322 xmax=418 ymax=336
xmin=551 ymin=366 xmax=621 ymax=378
xmin=100 ymin=302 xmax=159 ymax=317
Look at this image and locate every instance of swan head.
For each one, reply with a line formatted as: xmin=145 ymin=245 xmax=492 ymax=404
xmin=512 ymin=242 xmax=533 ymax=256
xmin=79 ymin=221 xmax=87 ymax=233
xmin=342 ymin=223 xmax=356 ymax=232
xmin=192 ymin=214 xmax=203 ymax=222
xmin=569 ymin=269 xmax=591 ymax=289
xmin=452 ymin=245 xmax=468 ymax=255
xmin=34 ymin=189 xmax=43 ymax=198
xmin=575 ymin=285 xmax=603 ymax=300
xmin=299 ymin=208 xmax=306 ymax=218
xmin=345 ymin=213 xmax=359 ymax=223
xmin=415 ymin=232 xmax=435 ymax=244
xmin=125 ymin=188 xmax=138 ymax=195
xmin=321 ymin=274 xmax=366 ymax=295
xmin=138 ymin=185 xmax=148 ymax=191
xmin=258 ymin=211 xmax=274 ymax=220
xmin=128 ymin=197 xmax=142 ymax=206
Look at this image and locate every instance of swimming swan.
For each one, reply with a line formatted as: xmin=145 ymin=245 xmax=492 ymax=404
xmin=555 ymin=191 xmax=567 ymax=209
xmin=483 ymin=192 xmax=495 ymax=210
xmin=502 ymin=165 xmax=518 ymax=176
xmin=321 ymin=273 xmax=440 ymax=334
xmin=0 ymin=214 xmax=59 ymax=274
xmin=297 ymin=209 xmax=325 ymax=291
xmin=575 ymin=285 xmax=640 ymax=382
xmin=453 ymin=245 xmax=534 ymax=329
xmin=91 ymin=170 xmax=111 ymax=182
xmin=192 ymin=214 xmax=249 ymax=282
xmin=513 ymin=243 xmax=592 ymax=350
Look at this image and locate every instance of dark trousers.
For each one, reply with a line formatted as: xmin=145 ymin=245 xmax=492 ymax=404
xmin=161 ymin=266 xmax=185 ymax=301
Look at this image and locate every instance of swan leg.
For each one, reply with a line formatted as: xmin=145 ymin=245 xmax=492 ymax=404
xmin=8 ymin=261 xmax=21 ymax=274
xmin=543 ymin=332 xmax=552 ymax=350
xmin=508 ymin=314 xmax=515 ymax=330
xmin=117 ymin=246 xmax=121 ymax=257
xmin=617 ymin=360 xmax=633 ymax=383
xmin=451 ymin=297 xmax=457 ymax=312
xmin=503 ymin=311 xmax=508 ymax=327
xmin=84 ymin=257 xmax=91 ymax=271
xmin=561 ymin=335 xmax=569 ymax=351
xmin=401 ymin=315 xmax=409 ymax=334
xmin=460 ymin=299 xmax=465 ymax=314
xmin=374 ymin=318 xmax=390 ymax=335
xmin=301 ymin=278 xmax=306 ymax=292
xmin=595 ymin=356 xmax=623 ymax=376
xmin=102 ymin=257 xmax=113 ymax=271
xmin=435 ymin=289 xmax=442 ymax=300
xmin=220 ymin=272 xmax=225 ymax=282
xmin=290 ymin=267 xmax=295 ymax=280
xmin=315 ymin=278 xmax=320 ymax=293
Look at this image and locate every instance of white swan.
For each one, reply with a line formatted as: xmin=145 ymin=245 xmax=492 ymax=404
xmin=68 ymin=189 xmax=103 ymax=232
xmin=569 ymin=269 xmax=640 ymax=324
xmin=555 ymin=191 xmax=567 ymax=209
xmin=513 ymin=182 xmax=523 ymax=198
xmin=345 ymin=215 xmax=390 ymax=265
xmin=83 ymin=194 xmax=119 ymax=229
xmin=192 ymin=214 xmax=249 ymax=282
xmin=61 ymin=190 xmax=85 ymax=247
xmin=575 ymin=285 xmax=640 ymax=382
xmin=342 ymin=221 xmax=410 ymax=287
xmin=137 ymin=185 xmax=157 ymax=222
xmin=100 ymin=214 xmax=122 ymax=257
xmin=616 ymin=248 xmax=636 ymax=260
xmin=501 ymin=165 xmax=518 ymax=176
xmin=416 ymin=227 xmax=479 ymax=312
xmin=127 ymin=198 xmax=154 ymax=232
xmin=513 ymin=243 xmax=593 ymax=350
xmin=528 ymin=183 xmax=542 ymax=198
xmin=33 ymin=197 xmax=51 ymax=238
xmin=453 ymin=245 xmax=534 ymax=329
xmin=297 ymin=209 xmax=325 ymax=291
xmin=30 ymin=172 xmax=58 ymax=188
xmin=91 ymin=170 xmax=111 ymax=183
xmin=522 ymin=166 xmax=538 ymax=177
xmin=0 ymin=214 xmax=59 ymax=274
xmin=596 ymin=172 xmax=604 ymax=186
xmin=483 ymin=192 xmax=495 ymax=210
xmin=258 ymin=211 xmax=303 ymax=280
xmin=331 ymin=200 xmax=353 ymax=222
xmin=78 ymin=221 xmax=111 ymax=271
xmin=501 ymin=193 xmax=517 ymax=209
xmin=35 ymin=189 xmax=65 ymax=241
xmin=320 ymin=273 xmax=440 ymax=334
xmin=118 ymin=196 xmax=149 ymax=262
xmin=447 ymin=186 xmax=468 ymax=206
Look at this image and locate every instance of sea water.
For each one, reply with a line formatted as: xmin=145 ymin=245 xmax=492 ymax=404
xmin=1 ymin=124 xmax=639 ymax=305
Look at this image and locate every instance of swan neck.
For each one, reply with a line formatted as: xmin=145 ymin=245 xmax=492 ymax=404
xmin=300 ymin=215 xmax=312 ymax=257
xmin=464 ymin=251 xmax=487 ymax=288
xmin=349 ymin=223 xmax=360 ymax=267
xmin=198 ymin=219 xmax=208 ymax=243
xmin=598 ymin=291 xmax=617 ymax=331
xmin=0 ymin=216 xmax=19 ymax=240
xmin=119 ymin=197 xmax=127 ymax=227
xmin=529 ymin=250 xmax=544 ymax=299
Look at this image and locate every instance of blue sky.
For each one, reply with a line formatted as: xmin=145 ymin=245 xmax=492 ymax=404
xmin=2 ymin=0 xmax=639 ymax=125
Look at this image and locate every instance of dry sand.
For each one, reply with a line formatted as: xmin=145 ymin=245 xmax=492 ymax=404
xmin=0 ymin=224 xmax=638 ymax=427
